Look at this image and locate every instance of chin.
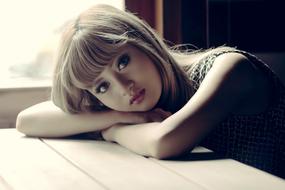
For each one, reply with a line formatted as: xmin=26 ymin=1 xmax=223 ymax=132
xmin=126 ymin=105 xmax=153 ymax=112
xmin=138 ymin=102 xmax=157 ymax=112
xmin=113 ymin=100 xmax=158 ymax=112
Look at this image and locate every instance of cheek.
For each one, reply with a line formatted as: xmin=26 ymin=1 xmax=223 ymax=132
xmin=98 ymin=96 xmax=113 ymax=106
xmin=97 ymin=95 xmax=124 ymax=110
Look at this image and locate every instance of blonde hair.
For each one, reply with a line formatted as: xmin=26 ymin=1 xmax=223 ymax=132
xmin=52 ymin=4 xmax=199 ymax=114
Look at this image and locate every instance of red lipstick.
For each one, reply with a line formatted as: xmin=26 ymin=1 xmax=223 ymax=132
xmin=130 ymin=89 xmax=145 ymax=105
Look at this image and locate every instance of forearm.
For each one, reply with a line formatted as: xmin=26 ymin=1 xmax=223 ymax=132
xmin=105 ymin=122 xmax=162 ymax=157
xmin=16 ymin=101 xmax=125 ymax=138
xmin=105 ymin=113 xmax=199 ymax=159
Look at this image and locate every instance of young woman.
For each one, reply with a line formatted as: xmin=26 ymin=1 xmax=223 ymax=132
xmin=16 ymin=4 xmax=285 ymax=178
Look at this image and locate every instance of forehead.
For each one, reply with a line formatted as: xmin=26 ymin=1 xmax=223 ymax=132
xmin=117 ymin=44 xmax=137 ymax=54
xmin=102 ymin=44 xmax=139 ymax=67
xmin=72 ymin=45 xmax=132 ymax=89
xmin=88 ymin=44 xmax=143 ymax=87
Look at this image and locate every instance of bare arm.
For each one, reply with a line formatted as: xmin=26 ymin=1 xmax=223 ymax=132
xmin=16 ymin=101 xmax=168 ymax=138
xmin=102 ymin=53 xmax=260 ymax=158
xmin=102 ymin=122 xmax=161 ymax=157
xmin=16 ymin=101 xmax=122 ymax=138
xmin=101 ymin=109 xmax=171 ymax=157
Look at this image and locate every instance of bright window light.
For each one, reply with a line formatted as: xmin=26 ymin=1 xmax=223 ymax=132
xmin=0 ymin=0 xmax=124 ymax=88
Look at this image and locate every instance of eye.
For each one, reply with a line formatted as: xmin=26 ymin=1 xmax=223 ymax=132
xmin=117 ymin=54 xmax=130 ymax=71
xmin=95 ymin=82 xmax=109 ymax=94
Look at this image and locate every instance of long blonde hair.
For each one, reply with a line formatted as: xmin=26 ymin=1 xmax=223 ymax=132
xmin=52 ymin=4 xmax=199 ymax=114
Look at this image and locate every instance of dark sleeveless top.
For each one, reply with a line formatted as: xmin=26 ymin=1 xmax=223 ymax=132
xmin=187 ymin=49 xmax=285 ymax=179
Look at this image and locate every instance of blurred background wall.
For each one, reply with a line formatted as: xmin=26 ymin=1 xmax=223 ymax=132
xmin=126 ymin=0 xmax=285 ymax=84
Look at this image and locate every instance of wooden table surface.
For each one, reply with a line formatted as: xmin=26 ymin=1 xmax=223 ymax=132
xmin=1 ymin=128 xmax=285 ymax=190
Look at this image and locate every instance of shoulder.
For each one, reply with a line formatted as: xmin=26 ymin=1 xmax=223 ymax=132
xmin=183 ymin=51 xmax=258 ymax=121
xmin=188 ymin=51 xmax=260 ymax=118
xmin=199 ymin=51 xmax=270 ymax=114
xmin=213 ymin=50 xmax=250 ymax=66
xmin=210 ymin=51 xmax=257 ymax=92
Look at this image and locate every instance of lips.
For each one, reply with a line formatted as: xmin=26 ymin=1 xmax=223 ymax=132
xmin=130 ymin=89 xmax=145 ymax=105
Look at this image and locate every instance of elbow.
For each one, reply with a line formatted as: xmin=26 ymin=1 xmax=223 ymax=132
xmin=152 ymin=134 xmax=196 ymax=160
xmin=151 ymin=135 xmax=192 ymax=160
xmin=16 ymin=110 xmax=35 ymax=136
xmin=16 ymin=110 xmax=28 ymax=134
xmin=151 ymin=149 xmax=172 ymax=160
xmin=151 ymin=141 xmax=180 ymax=160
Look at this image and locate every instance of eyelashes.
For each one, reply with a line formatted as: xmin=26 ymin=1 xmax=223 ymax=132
xmin=95 ymin=81 xmax=109 ymax=94
xmin=95 ymin=53 xmax=130 ymax=94
xmin=117 ymin=53 xmax=130 ymax=70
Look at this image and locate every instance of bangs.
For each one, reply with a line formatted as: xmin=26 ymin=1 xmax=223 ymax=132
xmin=66 ymin=34 xmax=126 ymax=89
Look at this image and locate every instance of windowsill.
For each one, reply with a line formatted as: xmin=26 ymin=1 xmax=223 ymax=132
xmin=0 ymin=78 xmax=52 ymax=91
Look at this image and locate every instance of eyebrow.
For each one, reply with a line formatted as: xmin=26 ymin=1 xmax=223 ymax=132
xmin=90 ymin=49 xmax=127 ymax=89
xmin=93 ymin=77 xmax=103 ymax=88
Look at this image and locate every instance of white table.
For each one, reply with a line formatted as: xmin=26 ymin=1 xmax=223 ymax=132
xmin=1 ymin=129 xmax=284 ymax=190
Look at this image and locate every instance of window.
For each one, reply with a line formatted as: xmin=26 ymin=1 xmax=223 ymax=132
xmin=0 ymin=0 xmax=124 ymax=88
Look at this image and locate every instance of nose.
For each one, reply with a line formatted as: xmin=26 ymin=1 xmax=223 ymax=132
xmin=113 ymin=74 xmax=134 ymax=96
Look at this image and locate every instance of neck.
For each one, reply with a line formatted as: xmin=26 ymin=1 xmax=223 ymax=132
xmin=174 ymin=53 xmax=204 ymax=67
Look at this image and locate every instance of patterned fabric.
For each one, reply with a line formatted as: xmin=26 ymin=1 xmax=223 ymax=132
xmin=187 ymin=49 xmax=285 ymax=179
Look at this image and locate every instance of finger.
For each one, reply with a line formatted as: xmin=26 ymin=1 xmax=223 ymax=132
xmin=154 ymin=108 xmax=172 ymax=117
xmin=162 ymin=110 xmax=172 ymax=117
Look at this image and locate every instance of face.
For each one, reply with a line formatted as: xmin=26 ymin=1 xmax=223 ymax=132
xmin=87 ymin=45 xmax=162 ymax=112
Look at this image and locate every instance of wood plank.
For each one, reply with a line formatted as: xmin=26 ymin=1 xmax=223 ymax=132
xmin=150 ymin=147 xmax=285 ymax=190
xmin=0 ymin=129 xmax=105 ymax=190
xmin=44 ymin=138 xmax=207 ymax=190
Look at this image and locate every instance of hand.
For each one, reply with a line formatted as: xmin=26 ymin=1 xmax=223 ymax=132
xmin=101 ymin=124 xmax=123 ymax=142
xmin=146 ymin=108 xmax=172 ymax=122
xmin=124 ymin=108 xmax=172 ymax=124
xmin=102 ymin=108 xmax=171 ymax=142
xmin=101 ymin=127 xmax=114 ymax=142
